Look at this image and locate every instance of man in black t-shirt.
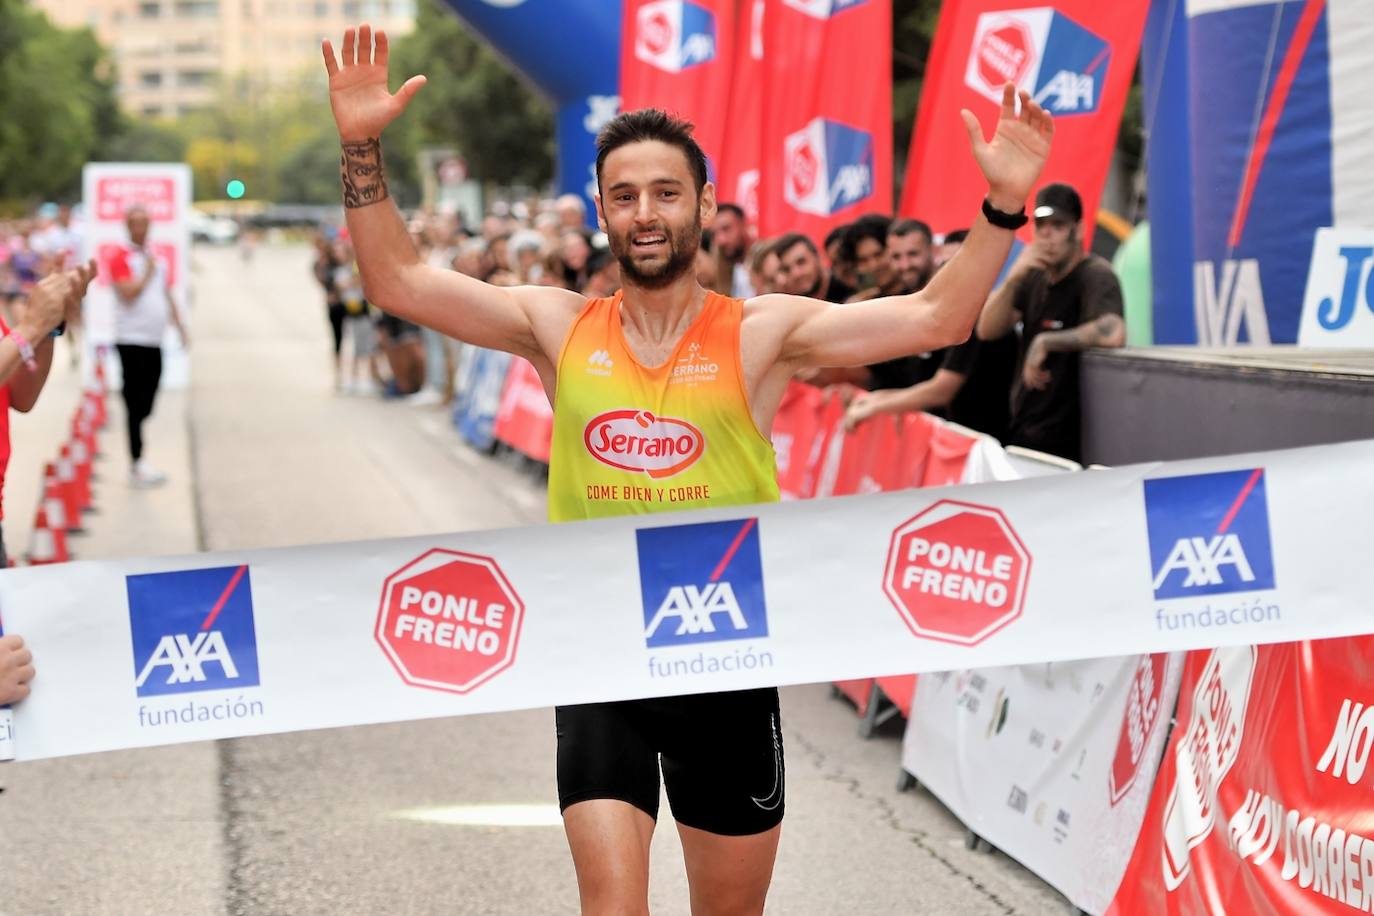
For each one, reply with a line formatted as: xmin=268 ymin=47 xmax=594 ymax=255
xmin=975 ymin=183 xmax=1125 ymax=462
xmin=773 ymin=232 xmax=853 ymax=303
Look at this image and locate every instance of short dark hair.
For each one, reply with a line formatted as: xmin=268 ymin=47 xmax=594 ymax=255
xmin=595 ymin=108 xmax=709 ymax=198
xmin=773 ymin=232 xmax=816 ymax=260
xmin=841 ymin=218 xmax=889 ymax=262
xmin=942 ymin=228 xmax=969 ymax=245
xmin=824 ymin=224 xmax=849 ymax=253
xmin=716 ymin=202 xmax=745 ymax=221
xmin=889 ymin=219 xmax=933 ymax=245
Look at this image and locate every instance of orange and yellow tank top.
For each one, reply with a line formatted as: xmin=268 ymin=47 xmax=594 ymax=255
xmin=548 ymin=291 xmax=779 ymax=522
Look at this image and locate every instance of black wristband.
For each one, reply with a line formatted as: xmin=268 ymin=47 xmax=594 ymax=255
xmin=982 ymin=197 xmax=1028 ymax=230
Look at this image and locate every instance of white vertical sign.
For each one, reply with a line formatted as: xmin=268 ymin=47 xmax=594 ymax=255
xmin=80 ymin=163 xmax=193 ymax=388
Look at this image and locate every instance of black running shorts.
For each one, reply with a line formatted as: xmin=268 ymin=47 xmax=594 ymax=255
xmin=555 ymin=687 xmax=784 ymax=836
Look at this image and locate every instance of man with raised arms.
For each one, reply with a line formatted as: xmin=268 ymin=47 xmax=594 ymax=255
xmin=322 ymin=23 xmax=1052 ymax=916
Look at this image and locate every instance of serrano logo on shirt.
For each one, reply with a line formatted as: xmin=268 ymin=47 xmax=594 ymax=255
xmin=584 ymin=409 xmax=705 ymax=478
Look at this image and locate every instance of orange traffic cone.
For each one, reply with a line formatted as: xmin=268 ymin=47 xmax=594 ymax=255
xmin=47 ymin=462 xmax=82 ymax=532
xmin=40 ymin=477 xmax=67 ymax=533
xmin=59 ymin=446 xmax=91 ymax=512
xmin=27 ymin=507 xmax=69 ymax=565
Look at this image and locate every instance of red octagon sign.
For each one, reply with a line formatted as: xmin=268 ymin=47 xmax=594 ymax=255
xmin=376 ymin=549 xmax=524 ymax=694
xmin=977 ymin=21 xmax=1034 ymax=91
xmin=1109 ymin=654 xmax=1168 ymax=806
xmin=883 ymin=500 xmax=1030 ymax=645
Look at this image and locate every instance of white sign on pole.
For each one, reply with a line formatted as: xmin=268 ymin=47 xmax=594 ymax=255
xmin=1297 ymin=226 xmax=1374 ymax=347
xmin=80 ymin=163 xmax=193 ymax=388
xmin=0 ymin=439 xmax=1371 ymax=762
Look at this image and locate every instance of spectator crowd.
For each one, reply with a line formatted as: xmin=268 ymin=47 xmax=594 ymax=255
xmin=315 ymin=181 xmax=1125 ymax=465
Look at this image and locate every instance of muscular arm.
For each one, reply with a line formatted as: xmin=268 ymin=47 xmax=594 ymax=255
xmin=977 ymin=273 xmax=1022 ymax=341
xmin=8 ymin=335 xmax=53 ymax=412
xmin=325 ymin=28 xmax=581 ymax=366
xmin=1035 ymin=312 xmax=1125 ymax=353
xmin=767 ymin=86 xmax=1053 ymax=373
xmin=340 ymin=139 xmax=581 ymax=363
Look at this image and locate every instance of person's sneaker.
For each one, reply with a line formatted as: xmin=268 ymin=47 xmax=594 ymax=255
xmin=405 ymin=388 xmax=443 ymax=406
xmin=130 ymin=462 xmax=167 ymax=488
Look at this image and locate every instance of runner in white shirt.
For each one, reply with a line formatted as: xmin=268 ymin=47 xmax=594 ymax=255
xmin=108 ymin=205 xmax=189 ymax=488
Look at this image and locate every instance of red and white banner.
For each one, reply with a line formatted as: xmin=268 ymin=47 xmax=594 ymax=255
xmin=4 ymin=439 xmax=1374 ymax=761
xmin=899 ymin=0 xmax=1149 ymax=242
xmin=492 ymin=359 xmax=554 ymax=463
xmin=758 ymin=0 xmax=892 ymax=240
xmin=905 ymin=653 xmax=1185 ymax=913
xmin=1106 ymin=637 xmax=1374 ymax=915
xmin=620 ymin=0 xmax=739 ymax=173
xmin=716 ymin=0 xmax=767 ymax=221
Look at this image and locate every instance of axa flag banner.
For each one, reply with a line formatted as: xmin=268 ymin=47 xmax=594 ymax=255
xmin=1105 ymin=637 xmax=1374 ymax=914
xmin=717 ymin=0 xmax=766 ymax=223
xmin=3 ymin=439 xmax=1374 ymax=762
xmin=903 ymin=653 xmax=1184 ymax=914
xmin=439 ymin=0 xmax=621 ymax=222
xmin=899 ymin=0 xmax=1148 ymax=242
xmin=758 ymin=0 xmax=891 ymax=240
xmin=1184 ymin=0 xmax=1374 ymax=345
xmin=620 ymin=0 xmax=737 ymax=173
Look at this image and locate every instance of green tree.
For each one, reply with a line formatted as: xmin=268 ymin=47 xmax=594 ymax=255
xmin=0 ymin=1 xmax=120 ymax=203
xmin=389 ymin=0 xmax=555 ymax=192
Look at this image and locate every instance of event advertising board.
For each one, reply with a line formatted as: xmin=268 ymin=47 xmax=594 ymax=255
xmin=899 ymin=0 xmax=1149 ymax=243
xmin=1297 ymin=227 xmax=1374 ymax=347
xmin=620 ymin=0 xmax=738 ymax=175
xmin=1 ymin=439 xmax=1372 ymax=762
xmin=758 ymin=0 xmax=892 ymax=239
xmin=80 ymin=163 xmax=192 ymax=389
xmin=903 ymin=653 xmax=1184 ymax=913
xmin=1106 ymin=636 xmax=1374 ymax=914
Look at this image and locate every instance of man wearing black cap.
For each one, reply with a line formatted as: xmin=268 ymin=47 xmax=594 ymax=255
xmin=975 ymin=182 xmax=1124 ymax=463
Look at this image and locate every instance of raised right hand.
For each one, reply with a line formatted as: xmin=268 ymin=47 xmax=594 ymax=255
xmin=322 ymin=24 xmax=427 ymax=141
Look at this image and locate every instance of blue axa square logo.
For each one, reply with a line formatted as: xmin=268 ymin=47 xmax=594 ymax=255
xmin=1144 ymin=469 xmax=1276 ymax=600
xmin=637 ymin=518 xmax=768 ymax=648
xmin=128 ymin=565 xmax=261 ymax=697
xmin=783 ymin=118 xmax=874 ymax=217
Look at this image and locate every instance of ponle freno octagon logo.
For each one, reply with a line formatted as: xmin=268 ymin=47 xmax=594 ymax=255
xmin=883 ymin=500 xmax=1031 ymax=645
xmin=376 ymin=549 xmax=524 ymax=694
xmin=584 ymin=409 xmax=705 ymax=479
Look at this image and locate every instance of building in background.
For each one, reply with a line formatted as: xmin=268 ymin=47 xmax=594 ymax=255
xmin=34 ymin=0 xmax=416 ymax=119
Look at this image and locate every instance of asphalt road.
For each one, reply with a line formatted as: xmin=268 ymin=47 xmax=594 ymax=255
xmin=0 ymin=244 xmax=1073 ymax=916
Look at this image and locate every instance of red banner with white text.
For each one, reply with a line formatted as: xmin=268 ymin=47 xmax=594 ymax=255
xmin=1106 ymin=637 xmax=1374 ymax=915
xmin=758 ymin=0 xmax=891 ymax=241
xmin=620 ymin=0 xmax=739 ymax=176
xmin=716 ymin=0 xmax=766 ymax=222
xmin=899 ymin=0 xmax=1148 ymax=243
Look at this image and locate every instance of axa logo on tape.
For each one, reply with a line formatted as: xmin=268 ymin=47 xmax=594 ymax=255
xmin=584 ymin=409 xmax=705 ymax=478
xmin=127 ymin=565 xmax=260 ymax=698
xmin=781 ymin=0 xmax=870 ymax=19
xmin=964 ymin=8 xmax=1110 ymax=116
xmin=637 ymin=517 xmax=768 ymax=648
xmin=1144 ymin=468 xmax=1276 ymax=601
xmin=783 ymin=117 xmax=873 ymax=217
xmin=636 ymin=0 xmax=716 ymax=73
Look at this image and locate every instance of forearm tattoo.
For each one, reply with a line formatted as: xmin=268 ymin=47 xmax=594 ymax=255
xmin=341 ymin=138 xmax=388 ymax=208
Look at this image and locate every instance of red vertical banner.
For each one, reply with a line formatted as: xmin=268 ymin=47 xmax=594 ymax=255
xmin=1106 ymin=637 xmax=1374 ymax=915
xmin=758 ymin=0 xmax=892 ymax=241
xmin=620 ymin=0 xmax=739 ymax=174
xmin=898 ymin=0 xmax=1148 ymax=242
xmin=716 ymin=0 xmax=766 ymax=220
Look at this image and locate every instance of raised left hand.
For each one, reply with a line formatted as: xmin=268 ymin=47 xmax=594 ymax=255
xmin=961 ymin=84 xmax=1054 ymax=211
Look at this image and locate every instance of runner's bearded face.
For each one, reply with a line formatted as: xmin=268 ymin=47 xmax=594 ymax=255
xmin=600 ymin=141 xmax=705 ymax=290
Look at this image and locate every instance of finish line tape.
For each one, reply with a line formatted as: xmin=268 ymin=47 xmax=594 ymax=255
xmin=2 ymin=440 xmax=1371 ymax=762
